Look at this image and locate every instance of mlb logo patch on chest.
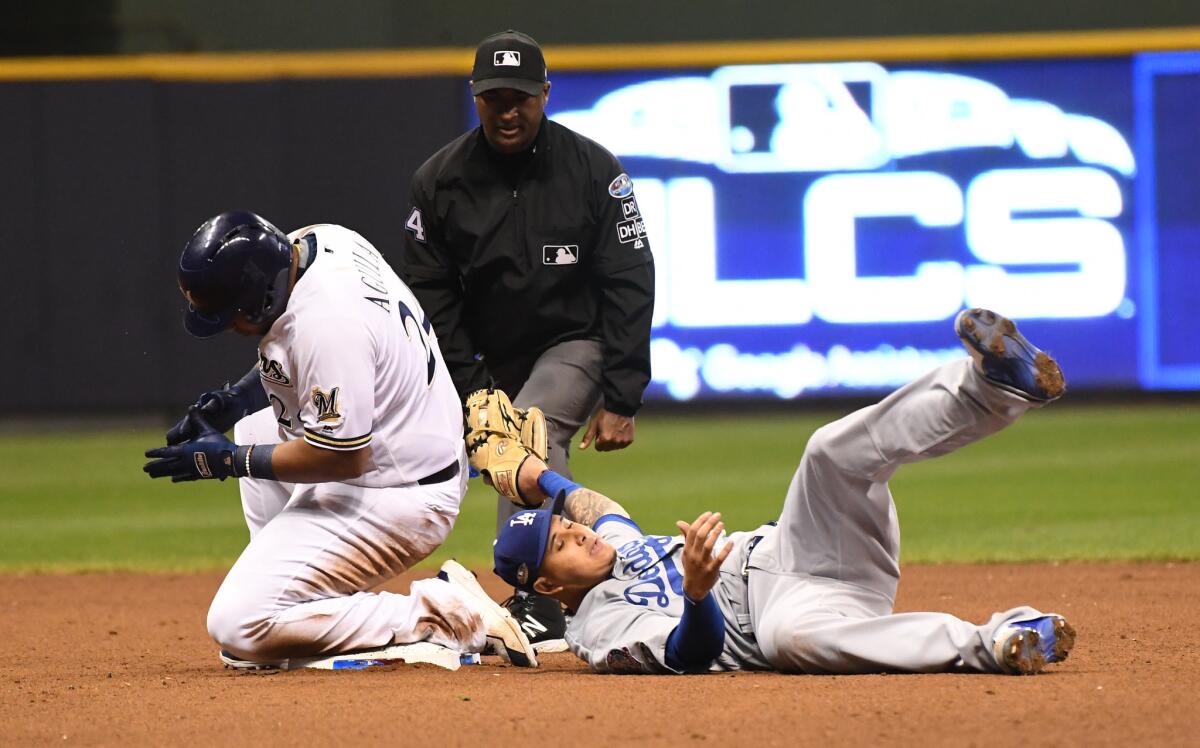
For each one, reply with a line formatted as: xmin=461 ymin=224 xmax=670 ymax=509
xmin=543 ymin=244 xmax=579 ymax=265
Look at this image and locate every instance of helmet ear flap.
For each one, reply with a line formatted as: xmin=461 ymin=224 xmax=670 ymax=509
xmin=245 ymin=264 xmax=294 ymax=327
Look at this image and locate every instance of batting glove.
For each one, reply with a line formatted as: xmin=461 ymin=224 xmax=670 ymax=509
xmin=146 ymin=407 xmax=239 ymax=482
xmin=166 ymin=368 xmax=268 ymax=445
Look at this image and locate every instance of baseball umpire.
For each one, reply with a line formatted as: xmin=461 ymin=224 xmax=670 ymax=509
xmin=143 ymin=211 xmax=537 ymax=669
xmin=476 ymin=308 xmax=1076 ymax=675
xmin=399 ymin=29 xmax=655 ymax=649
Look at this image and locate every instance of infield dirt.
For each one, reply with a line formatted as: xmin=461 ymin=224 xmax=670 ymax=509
xmin=3 ymin=563 xmax=1196 ymax=747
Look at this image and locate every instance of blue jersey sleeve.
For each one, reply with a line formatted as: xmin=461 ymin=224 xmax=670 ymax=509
xmin=664 ymin=592 xmax=725 ymax=672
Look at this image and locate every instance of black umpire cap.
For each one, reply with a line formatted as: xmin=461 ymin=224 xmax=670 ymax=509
xmin=470 ymin=30 xmax=547 ymax=97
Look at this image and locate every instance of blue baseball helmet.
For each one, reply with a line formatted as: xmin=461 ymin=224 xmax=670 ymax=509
xmin=178 ymin=210 xmax=294 ymax=338
xmin=493 ymin=491 xmax=565 ymax=591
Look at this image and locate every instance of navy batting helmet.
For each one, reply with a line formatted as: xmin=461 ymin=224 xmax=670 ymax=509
xmin=178 ymin=211 xmax=294 ymax=338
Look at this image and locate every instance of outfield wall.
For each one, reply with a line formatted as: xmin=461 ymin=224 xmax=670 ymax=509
xmin=2 ymin=30 xmax=1198 ymax=415
xmin=6 ymin=0 xmax=1200 ymax=55
xmin=0 ymin=76 xmax=463 ymax=414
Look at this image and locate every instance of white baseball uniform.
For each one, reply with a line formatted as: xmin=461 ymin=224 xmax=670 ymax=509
xmin=206 ymin=224 xmax=486 ymax=662
xmin=566 ymin=358 xmax=1052 ymax=674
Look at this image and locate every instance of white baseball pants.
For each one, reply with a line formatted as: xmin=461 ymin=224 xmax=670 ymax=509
xmin=206 ymin=408 xmax=485 ymax=662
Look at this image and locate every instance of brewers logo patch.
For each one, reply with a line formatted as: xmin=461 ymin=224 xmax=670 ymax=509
xmin=311 ymin=386 xmax=342 ymax=423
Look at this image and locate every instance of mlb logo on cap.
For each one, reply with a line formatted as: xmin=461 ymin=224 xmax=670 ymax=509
xmin=471 ymin=30 xmax=548 ymax=97
xmin=494 ymin=51 xmax=521 ymax=67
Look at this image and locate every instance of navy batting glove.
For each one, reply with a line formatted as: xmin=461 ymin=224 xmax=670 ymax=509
xmin=146 ymin=407 xmax=239 ymax=482
xmin=165 ymin=369 xmax=268 ymax=445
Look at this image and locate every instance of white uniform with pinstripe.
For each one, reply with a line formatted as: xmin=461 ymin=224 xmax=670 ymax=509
xmin=206 ymin=224 xmax=486 ymax=663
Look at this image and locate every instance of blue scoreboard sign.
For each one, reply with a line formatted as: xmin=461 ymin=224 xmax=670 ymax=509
xmin=527 ymin=53 xmax=1200 ymax=400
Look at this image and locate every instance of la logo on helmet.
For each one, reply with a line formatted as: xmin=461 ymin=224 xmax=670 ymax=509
xmin=510 ymin=512 xmax=537 ymax=527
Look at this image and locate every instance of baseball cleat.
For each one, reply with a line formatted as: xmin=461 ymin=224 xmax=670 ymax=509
xmin=955 ymin=308 xmax=1065 ymax=402
xmin=438 ymin=559 xmax=539 ymax=668
xmin=992 ymin=614 xmax=1076 ymax=675
xmin=503 ymin=590 xmax=569 ymax=653
xmin=219 ymin=650 xmax=283 ymax=672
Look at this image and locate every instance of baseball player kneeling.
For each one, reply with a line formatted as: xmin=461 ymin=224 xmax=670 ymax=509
xmin=485 ymin=308 xmax=1075 ymax=675
xmin=144 ymin=211 xmax=537 ymax=669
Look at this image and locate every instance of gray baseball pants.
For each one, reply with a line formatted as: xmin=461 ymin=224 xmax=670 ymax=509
xmin=747 ymin=358 xmax=1048 ymax=674
xmin=493 ymin=339 xmax=604 ymax=529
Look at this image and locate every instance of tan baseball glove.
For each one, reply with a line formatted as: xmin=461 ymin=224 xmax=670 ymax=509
xmin=464 ymin=388 xmax=548 ymax=507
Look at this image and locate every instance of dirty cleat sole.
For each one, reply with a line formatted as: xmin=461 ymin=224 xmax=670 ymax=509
xmin=993 ymin=614 xmax=1076 ymax=675
xmin=955 ymin=308 xmax=1065 ymax=402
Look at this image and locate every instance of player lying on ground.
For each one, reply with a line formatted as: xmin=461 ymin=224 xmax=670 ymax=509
xmin=142 ymin=211 xmax=537 ymax=670
xmin=478 ymin=308 xmax=1076 ymax=675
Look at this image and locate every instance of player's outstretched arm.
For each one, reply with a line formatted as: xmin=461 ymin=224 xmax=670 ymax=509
xmin=564 ymin=486 xmax=629 ymax=527
xmin=663 ymin=511 xmax=732 ymax=672
xmin=514 ymin=457 xmax=630 ymax=526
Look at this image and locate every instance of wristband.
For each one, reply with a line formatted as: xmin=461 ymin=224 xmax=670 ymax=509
xmin=537 ymin=470 xmax=582 ymax=501
xmin=233 ymin=444 xmax=277 ymax=480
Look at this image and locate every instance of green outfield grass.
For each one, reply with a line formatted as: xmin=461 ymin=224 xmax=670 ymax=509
xmin=1 ymin=403 xmax=1197 ymax=572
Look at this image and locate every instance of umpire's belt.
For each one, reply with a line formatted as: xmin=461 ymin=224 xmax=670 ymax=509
xmin=417 ymin=460 xmax=460 ymax=486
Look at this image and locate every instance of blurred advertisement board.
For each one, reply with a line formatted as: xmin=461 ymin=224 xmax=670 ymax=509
xmin=504 ymin=53 xmax=1200 ymax=399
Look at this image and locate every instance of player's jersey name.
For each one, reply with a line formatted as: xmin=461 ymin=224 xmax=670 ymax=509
xmin=254 ymin=224 xmax=463 ymax=489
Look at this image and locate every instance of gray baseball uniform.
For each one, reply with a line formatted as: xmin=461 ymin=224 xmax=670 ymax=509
xmin=565 ymin=357 xmax=1050 ymax=674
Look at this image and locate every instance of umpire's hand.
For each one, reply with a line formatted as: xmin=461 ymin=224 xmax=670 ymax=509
xmin=579 ymin=408 xmax=635 ymax=452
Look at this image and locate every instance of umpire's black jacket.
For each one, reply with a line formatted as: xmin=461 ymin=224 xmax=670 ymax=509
xmin=400 ymin=117 xmax=655 ymax=416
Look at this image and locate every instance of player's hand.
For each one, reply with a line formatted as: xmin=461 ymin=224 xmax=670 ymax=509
xmin=579 ymin=409 xmax=634 ymax=452
xmin=675 ymin=511 xmax=732 ymax=602
xmin=165 ymin=381 xmax=256 ymax=445
xmin=145 ymin=407 xmax=239 ymax=482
